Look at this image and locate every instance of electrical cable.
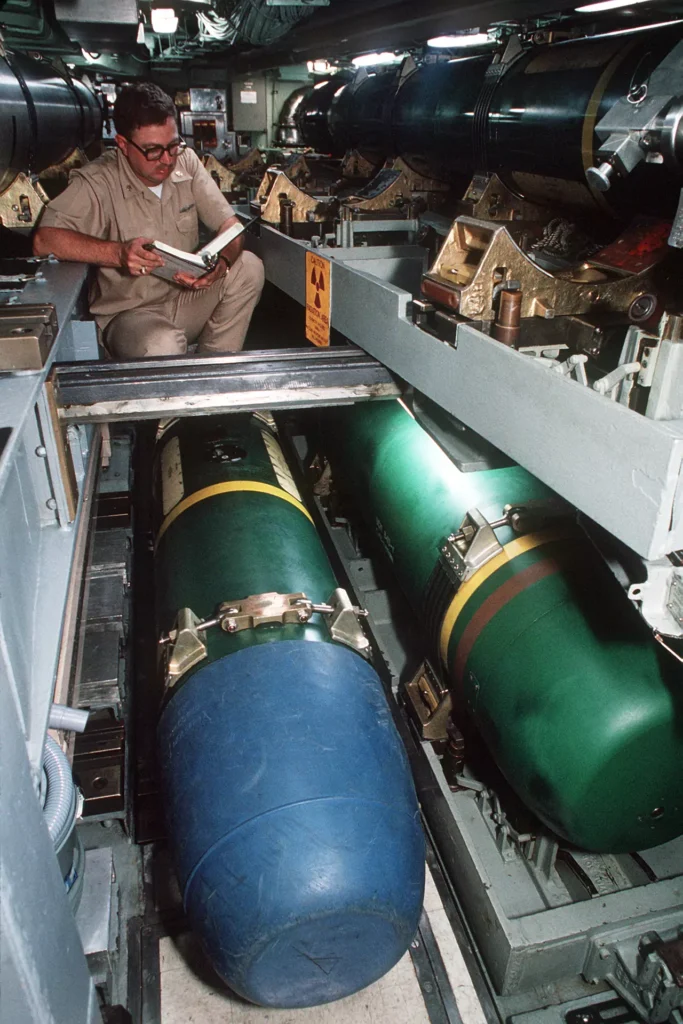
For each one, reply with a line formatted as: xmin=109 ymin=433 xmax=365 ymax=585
xmin=195 ymin=0 xmax=314 ymax=47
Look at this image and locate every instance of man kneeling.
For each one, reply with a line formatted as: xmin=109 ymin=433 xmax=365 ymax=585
xmin=33 ymin=82 xmax=264 ymax=359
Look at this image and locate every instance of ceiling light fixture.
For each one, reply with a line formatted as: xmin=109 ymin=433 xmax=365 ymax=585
xmin=575 ymin=0 xmax=654 ymax=12
xmin=352 ymin=52 xmax=403 ymax=67
xmin=151 ymin=7 xmax=179 ymax=33
xmin=592 ymin=16 xmax=683 ymax=35
xmin=427 ymin=33 xmax=493 ymax=47
xmin=307 ymin=59 xmax=333 ymax=73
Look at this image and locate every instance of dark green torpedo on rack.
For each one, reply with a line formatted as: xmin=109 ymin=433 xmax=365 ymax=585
xmin=325 ymin=399 xmax=683 ymax=854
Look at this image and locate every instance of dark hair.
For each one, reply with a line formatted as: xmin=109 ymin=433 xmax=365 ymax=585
xmin=113 ymin=82 xmax=176 ymax=137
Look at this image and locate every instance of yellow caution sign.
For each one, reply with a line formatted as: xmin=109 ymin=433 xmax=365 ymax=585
xmin=305 ymin=251 xmax=331 ymax=347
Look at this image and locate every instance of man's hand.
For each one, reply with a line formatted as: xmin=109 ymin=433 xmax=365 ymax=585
xmin=173 ymin=258 xmax=228 ymax=291
xmin=119 ymin=238 xmax=165 ymax=277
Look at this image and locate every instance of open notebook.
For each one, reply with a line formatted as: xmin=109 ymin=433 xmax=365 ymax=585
xmin=145 ymin=218 xmax=252 ymax=281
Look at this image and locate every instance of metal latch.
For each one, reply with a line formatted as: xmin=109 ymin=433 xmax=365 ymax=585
xmin=667 ymin=573 xmax=683 ymax=629
xmin=440 ymin=500 xmax=571 ymax=585
xmin=585 ymin=931 xmax=683 ymax=1024
xmin=404 ymin=661 xmax=452 ymax=741
xmin=627 ymin=564 xmax=683 ymax=640
xmin=440 ymin=508 xmax=504 ymax=585
xmin=160 ymin=587 xmax=371 ymax=689
xmin=161 ymin=608 xmax=208 ymax=691
xmin=315 ymin=588 xmax=371 ymax=656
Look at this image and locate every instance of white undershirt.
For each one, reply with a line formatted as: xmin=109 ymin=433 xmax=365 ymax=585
xmin=147 ymin=183 xmax=164 ymax=199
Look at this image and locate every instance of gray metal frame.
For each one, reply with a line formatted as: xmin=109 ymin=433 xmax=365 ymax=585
xmin=420 ymin=744 xmax=683 ymax=1001
xmin=248 ymin=222 xmax=683 ymax=560
xmin=54 ymin=347 xmax=400 ymax=423
xmin=0 ymin=264 xmax=101 ymax=1024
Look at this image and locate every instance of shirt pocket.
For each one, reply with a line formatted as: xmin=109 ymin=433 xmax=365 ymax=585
xmin=174 ymin=188 xmax=197 ymax=235
xmin=166 ymin=181 xmax=199 ymax=249
xmin=176 ymin=211 xmax=195 ymax=235
xmin=116 ymin=198 xmax=158 ymax=242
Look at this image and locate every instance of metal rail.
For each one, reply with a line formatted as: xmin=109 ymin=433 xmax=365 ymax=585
xmin=54 ymin=347 xmax=401 ymax=423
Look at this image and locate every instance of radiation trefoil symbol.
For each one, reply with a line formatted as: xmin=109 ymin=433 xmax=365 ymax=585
xmin=311 ymin=267 xmax=325 ymax=309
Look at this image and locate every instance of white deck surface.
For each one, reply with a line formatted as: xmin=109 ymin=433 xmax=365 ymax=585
xmin=160 ymin=865 xmax=487 ymax=1024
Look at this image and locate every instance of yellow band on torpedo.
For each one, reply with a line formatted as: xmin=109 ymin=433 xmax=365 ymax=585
xmin=438 ymin=528 xmax=570 ymax=665
xmin=155 ymin=480 xmax=314 ymax=548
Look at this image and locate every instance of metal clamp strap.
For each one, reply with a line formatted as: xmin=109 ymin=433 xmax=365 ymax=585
xmin=160 ymin=587 xmax=371 ymax=690
xmin=439 ymin=499 xmax=572 ymax=586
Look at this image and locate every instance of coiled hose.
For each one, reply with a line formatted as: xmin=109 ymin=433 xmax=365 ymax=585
xmin=42 ymin=735 xmax=77 ymax=853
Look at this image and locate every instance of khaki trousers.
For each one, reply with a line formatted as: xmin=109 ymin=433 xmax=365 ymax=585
xmin=102 ymin=251 xmax=265 ymax=359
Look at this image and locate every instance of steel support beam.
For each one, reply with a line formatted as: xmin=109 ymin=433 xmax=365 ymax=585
xmin=249 ymin=223 xmax=683 ymax=560
xmin=54 ymin=347 xmax=401 ymax=423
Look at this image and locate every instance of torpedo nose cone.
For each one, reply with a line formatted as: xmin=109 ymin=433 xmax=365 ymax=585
xmin=158 ymin=640 xmax=425 ymax=1007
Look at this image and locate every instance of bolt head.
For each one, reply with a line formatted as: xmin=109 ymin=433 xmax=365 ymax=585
xmin=629 ymin=293 xmax=657 ymax=323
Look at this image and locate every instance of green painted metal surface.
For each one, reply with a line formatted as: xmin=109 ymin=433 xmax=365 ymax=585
xmin=327 ymin=400 xmax=550 ymax=600
xmin=327 ymin=400 xmax=683 ymax=853
xmin=154 ymin=415 xmax=336 ymax=670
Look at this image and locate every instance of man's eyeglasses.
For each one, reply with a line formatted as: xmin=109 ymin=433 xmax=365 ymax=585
xmin=125 ymin=137 xmax=187 ymax=161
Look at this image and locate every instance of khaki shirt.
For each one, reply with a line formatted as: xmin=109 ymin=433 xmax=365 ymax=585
xmin=39 ymin=147 xmax=235 ymax=327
